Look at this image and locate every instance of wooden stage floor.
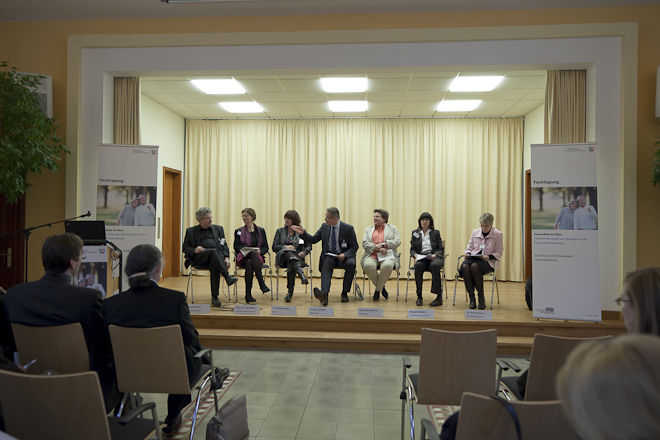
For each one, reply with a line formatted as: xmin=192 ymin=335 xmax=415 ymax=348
xmin=161 ymin=273 xmax=626 ymax=355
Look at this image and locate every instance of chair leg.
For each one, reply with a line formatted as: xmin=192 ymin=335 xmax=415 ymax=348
xmin=405 ymin=271 xmax=411 ymax=302
xmin=190 ymin=375 xmax=213 ymax=440
xmin=275 ymin=268 xmax=279 ymax=300
xmin=397 ymin=269 xmax=400 ymax=299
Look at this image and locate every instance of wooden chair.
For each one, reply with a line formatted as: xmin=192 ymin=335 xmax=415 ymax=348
xmin=108 ymin=324 xmax=219 ymax=440
xmin=501 ymin=333 xmax=613 ymax=401
xmin=400 ymin=328 xmax=498 ymax=440
xmin=0 ymin=369 xmax=161 ymax=440
xmin=420 ymin=392 xmax=579 ymax=440
xmin=453 ymin=255 xmax=499 ymax=308
xmin=11 ymin=322 xmax=89 ymax=374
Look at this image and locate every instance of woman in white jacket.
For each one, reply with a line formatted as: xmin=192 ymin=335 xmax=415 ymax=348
xmin=361 ymin=209 xmax=401 ymax=301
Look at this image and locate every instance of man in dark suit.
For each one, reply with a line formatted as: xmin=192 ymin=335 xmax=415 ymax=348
xmin=4 ymin=233 xmax=120 ymax=412
xmin=182 ymin=206 xmax=238 ymax=307
xmin=293 ymin=207 xmax=358 ymax=305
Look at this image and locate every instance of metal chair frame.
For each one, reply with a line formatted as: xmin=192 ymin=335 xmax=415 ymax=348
xmin=403 ymin=253 xmax=449 ymax=302
xmin=233 ymin=251 xmax=273 ymax=300
xmin=453 ymin=255 xmax=499 ymax=308
xmin=274 ymin=250 xmax=313 ymax=299
xmin=358 ymin=251 xmax=401 ymax=300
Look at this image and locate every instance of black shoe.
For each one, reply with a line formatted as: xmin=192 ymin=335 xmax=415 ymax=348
xmin=284 ymin=291 xmax=293 ymax=302
xmin=211 ymin=297 xmax=222 ymax=307
xmin=215 ymin=367 xmax=230 ymax=383
xmin=382 ymin=287 xmax=389 ymax=300
xmin=373 ymin=291 xmax=380 ymax=301
xmin=415 ymin=296 xmax=423 ymax=306
xmin=297 ymin=269 xmax=309 ymax=285
xmin=469 ymin=297 xmax=476 ymax=309
xmin=429 ymin=295 xmax=443 ymax=307
xmin=225 ymin=276 xmax=239 ymax=287
xmin=478 ymin=294 xmax=486 ymax=309
xmin=245 ymin=293 xmax=257 ymax=303
xmin=260 ymin=284 xmax=271 ymax=294
xmin=341 ymin=292 xmax=349 ymax=303
xmin=163 ymin=413 xmax=182 ymax=433
xmin=314 ymin=288 xmax=328 ymax=306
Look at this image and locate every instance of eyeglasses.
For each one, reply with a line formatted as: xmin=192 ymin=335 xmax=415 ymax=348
xmin=614 ymin=297 xmax=633 ymax=306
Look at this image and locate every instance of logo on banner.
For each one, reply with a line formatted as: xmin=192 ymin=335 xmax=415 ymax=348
xmin=588 ymin=147 xmax=594 ymax=152
xmin=151 ymin=150 xmax=157 ymax=154
xmin=99 ymin=248 xmax=106 ymax=255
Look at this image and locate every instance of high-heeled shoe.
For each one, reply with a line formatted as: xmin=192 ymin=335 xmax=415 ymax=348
xmin=245 ymin=292 xmax=257 ymax=303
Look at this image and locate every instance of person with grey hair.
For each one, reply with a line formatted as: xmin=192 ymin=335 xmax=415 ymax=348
xmin=102 ymin=244 xmax=229 ymax=434
xmin=134 ymin=193 xmax=156 ymax=226
xmin=554 ymin=199 xmax=578 ymax=230
xmin=461 ymin=213 xmax=503 ymax=309
xmin=292 ymin=207 xmax=359 ymax=306
xmin=117 ymin=198 xmax=139 ymax=226
xmin=573 ymin=194 xmax=598 ymax=230
xmin=182 ymin=207 xmax=238 ymax=307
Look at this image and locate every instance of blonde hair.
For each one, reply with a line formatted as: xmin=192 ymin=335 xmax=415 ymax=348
xmin=624 ymin=267 xmax=660 ymax=335
xmin=479 ymin=212 xmax=494 ymax=226
xmin=556 ymin=334 xmax=660 ymax=440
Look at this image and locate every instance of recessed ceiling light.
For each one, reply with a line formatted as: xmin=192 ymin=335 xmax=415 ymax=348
xmin=436 ymin=100 xmax=481 ymax=112
xmin=220 ymin=102 xmax=263 ymax=113
xmin=321 ymin=78 xmax=368 ymax=93
xmin=192 ymin=79 xmax=245 ymax=94
xmin=449 ymin=76 xmax=504 ymax=92
xmin=329 ymin=101 xmax=368 ymax=112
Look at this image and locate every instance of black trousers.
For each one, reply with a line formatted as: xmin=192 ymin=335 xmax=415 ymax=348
xmin=461 ymin=258 xmax=494 ymax=296
xmin=238 ymin=251 xmax=266 ymax=293
xmin=414 ymin=257 xmax=444 ymax=295
xmin=320 ymin=255 xmax=356 ymax=295
xmin=192 ymin=249 xmax=229 ymax=298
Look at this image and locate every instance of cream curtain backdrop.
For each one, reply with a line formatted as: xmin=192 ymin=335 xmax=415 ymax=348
xmin=113 ymin=77 xmax=141 ymax=145
xmin=544 ymin=70 xmax=586 ymax=143
xmin=184 ymin=118 xmax=523 ymax=282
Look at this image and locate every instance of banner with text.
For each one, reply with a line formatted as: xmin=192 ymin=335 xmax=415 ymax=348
xmin=97 ymin=144 xmax=159 ymax=292
xmin=531 ymin=143 xmax=600 ymax=322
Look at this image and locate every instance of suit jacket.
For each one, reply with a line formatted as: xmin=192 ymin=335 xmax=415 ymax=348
xmin=465 ymin=227 xmax=503 ymax=270
xmin=301 ymin=221 xmax=359 ymax=271
xmin=272 ymin=226 xmax=312 ymax=267
xmin=361 ymin=223 xmax=402 ymax=269
xmin=410 ymin=228 xmax=444 ymax=259
xmin=102 ymin=283 xmax=203 ymax=382
xmin=5 ymin=272 xmax=114 ymax=376
xmin=182 ymin=224 xmax=230 ymax=268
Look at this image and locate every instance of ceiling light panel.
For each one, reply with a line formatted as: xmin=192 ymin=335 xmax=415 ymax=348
xmin=329 ymin=101 xmax=368 ymax=112
xmin=449 ymin=76 xmax=504 ymax=92
xmin=321 ymin=78 xmax=367 ymax=93
xmin=192 ymin=79 xmax=245 ymax=94
xmin=436 ymin=100 xmax=481 ymax=112
xmin=220 ymin=102 xmax=264 ymax=113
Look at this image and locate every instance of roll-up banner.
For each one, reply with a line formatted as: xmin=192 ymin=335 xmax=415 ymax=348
xmin=97 ymin=144 xmax=159 ymax=293
xmin=531 ymin=143 xmax=601 ymax=322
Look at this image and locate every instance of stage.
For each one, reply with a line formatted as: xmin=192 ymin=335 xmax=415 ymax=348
xmin=161 ymin=273 xmax=626 ymax=356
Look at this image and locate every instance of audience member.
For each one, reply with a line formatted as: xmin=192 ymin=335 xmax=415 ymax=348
xmin=616 ymin=267 xmax=660 ymax=334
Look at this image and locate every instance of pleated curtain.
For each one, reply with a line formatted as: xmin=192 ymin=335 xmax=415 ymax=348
xmin=113 ymin=77 xmax=141 ymax=145
xmin=544 ymin=70 xmax=586 ymax=143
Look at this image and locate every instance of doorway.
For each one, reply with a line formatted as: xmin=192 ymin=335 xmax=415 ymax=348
xmin=162 ymin=167 xmax=182 ymax=278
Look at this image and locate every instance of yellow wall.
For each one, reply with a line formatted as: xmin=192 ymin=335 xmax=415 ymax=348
xmin=1 ymin=5 xmax=659 ymax=280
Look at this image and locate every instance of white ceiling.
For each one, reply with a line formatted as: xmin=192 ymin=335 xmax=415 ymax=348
xmin=143 ymin=70 xmax=547 ymax=119
xmin=1 ymin=0 xmax=659 ymax=21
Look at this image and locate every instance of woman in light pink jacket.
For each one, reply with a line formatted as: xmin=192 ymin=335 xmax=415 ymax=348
xmin=462 ymin=213 xmax=503 ymax=310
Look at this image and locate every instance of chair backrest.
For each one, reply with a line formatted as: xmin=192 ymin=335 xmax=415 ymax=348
xmin=11 ymin=322 xmax=89 ymax=374
xmin=0 ymin=369 xmax=111 ymax=440
xmin=455 ymin=392 xmax=579 ymax=440
xmin=109 ymin=324 xmax=192 ymax=394
xmin=417 ymin=328 xmax=497 ymax=405
xmin=525 ymin=333 xmax=613 ymax=401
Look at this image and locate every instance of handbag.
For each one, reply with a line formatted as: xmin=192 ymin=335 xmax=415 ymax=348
xmin=206 ymin=394 xmax=249 ymax=440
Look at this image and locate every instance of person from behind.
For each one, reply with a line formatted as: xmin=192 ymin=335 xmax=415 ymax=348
xmin=234 ymin=208 xmax=270 ymax=303
xmin=616 ymin=267 xmax=660 ymax=334
xmin=409 ymin=212 xmax=445 ymax=306
xmin=556 ymin=334 xmax=660 ymax=440
xmin=4 ymin=233 xmax=119 ymax=412
xmin=272 ymin=210 xmax=311 ymax=303
xmin=361 ymin=209 xmax=401 ymax=301
xmin=182 ymin=207 xmax=238 ymax=308
xmin=461 ymin=212 xmax=503 ymax=310
xmin=102 ymin=244 xmax=229 ymax=433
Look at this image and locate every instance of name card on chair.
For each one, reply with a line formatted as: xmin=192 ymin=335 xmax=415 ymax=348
xmin=408 ymin=309 xmax=434 ymax=319
xmin=357 ymin=307 xmax=383 ymax=318
xmin=188 ymin=304 xmax=211 ymax=314
xmin=234 ymin=304 xmax=260 ymax=315
xmin=308 ymin=307 xmax=334 ymax=317
xmin=465 ymin=310 xmax=493 ymax=320
xmin=271 ymin=306 xmax=297 ymax=316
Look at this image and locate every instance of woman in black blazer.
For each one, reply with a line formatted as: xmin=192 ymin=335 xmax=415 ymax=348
xmin=410 ymin=212 xmax=444 ymax=307
xmin=234 ymin=207 xmax=269 ymax=303
xmin=272 ymin=210 xmax=311 ymax=303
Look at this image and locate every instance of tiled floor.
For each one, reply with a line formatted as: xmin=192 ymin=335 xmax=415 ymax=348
xmin=141 ymin=349 xmax=529 ymax=440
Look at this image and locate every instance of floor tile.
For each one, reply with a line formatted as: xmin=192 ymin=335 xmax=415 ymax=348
xmin=246 ymin=391 xmax=278 ymax=406
xmin=306 ymin=393 xmax=341 ymax=408
xmin=302 ymin=406 xmax=339 ymax=423
xmin=252 ymin=380 xmax=285 ymax=393
xmin=335 ymin=422 xmax=375 ymax=440
xmin=296 ymin=421 xmax=337 ymax=439
xmin=374 ymin=409 xmax=402 ymax=426
xmin=338 ymin=407 xmax=374 ymax=424
xmin=266 ymin=405 xmax=305 ymax=422
xmin=280 ymin=381 xmax=313 ymax=394
xmin=340 ymin=395 xmax=373 ymax=409
xmin=258 ymin=419 xmax=301 ymax=438
xmin=284 ymin=372 xmax=317 ymax=383
xmin=310 ymin=383 xmax=343 ymax=395
xmin=273 ymin=393 xmax=310 ymax=407
xmin=247 ymin=404 xmax=272 ymax=420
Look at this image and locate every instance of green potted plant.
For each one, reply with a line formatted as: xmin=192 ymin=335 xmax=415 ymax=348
xmin=0 ymin=60 xmax=68 ymax=204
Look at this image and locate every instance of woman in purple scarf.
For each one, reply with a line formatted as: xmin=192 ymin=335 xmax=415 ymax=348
xmin=234 ymin=208 xmax=270 ymax=303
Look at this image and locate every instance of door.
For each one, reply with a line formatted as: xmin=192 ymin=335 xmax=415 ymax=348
xmin=162 ymin=167 xmax=182 ymax=278
xmin=0 ymin=194 xmax=26 ymax=289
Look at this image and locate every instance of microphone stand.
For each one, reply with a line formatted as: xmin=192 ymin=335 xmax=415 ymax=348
xmin=0 ymin=211 xmax=92 ymax=282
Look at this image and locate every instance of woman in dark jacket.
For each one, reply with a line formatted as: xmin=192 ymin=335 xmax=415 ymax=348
xmin=410 ymin=212 xmax=444 ymax=307
xmin=234 ymin=208 xmax=269 ymax=303
xmin=272 ymin=210 xmax=311 ymax=302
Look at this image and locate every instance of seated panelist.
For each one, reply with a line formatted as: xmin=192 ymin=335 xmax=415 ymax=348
xmin=234 ymin=208 xmax=270 ymax=304
xmin=360 ymin=209 xmax=401 ymax=301
xmin=410 ymin=212 xmax=444 ymax=307
xmin=462 ymin=212 xmax=503 ymax=310
xmin=272 ymin=210 xmax=311 ymax=303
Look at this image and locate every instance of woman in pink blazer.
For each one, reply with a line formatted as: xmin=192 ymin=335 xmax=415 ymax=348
xmin=462 ymin=213 xmax=503 ymax=310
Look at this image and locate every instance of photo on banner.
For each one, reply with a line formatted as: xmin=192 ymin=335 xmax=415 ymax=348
xmin=97 ymin=144 xmax=159 ymax=293
xmin=531 ymin=143 xmax=600 ymax=322
xmin=77 ymin=246 xmax=108 ymax=298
